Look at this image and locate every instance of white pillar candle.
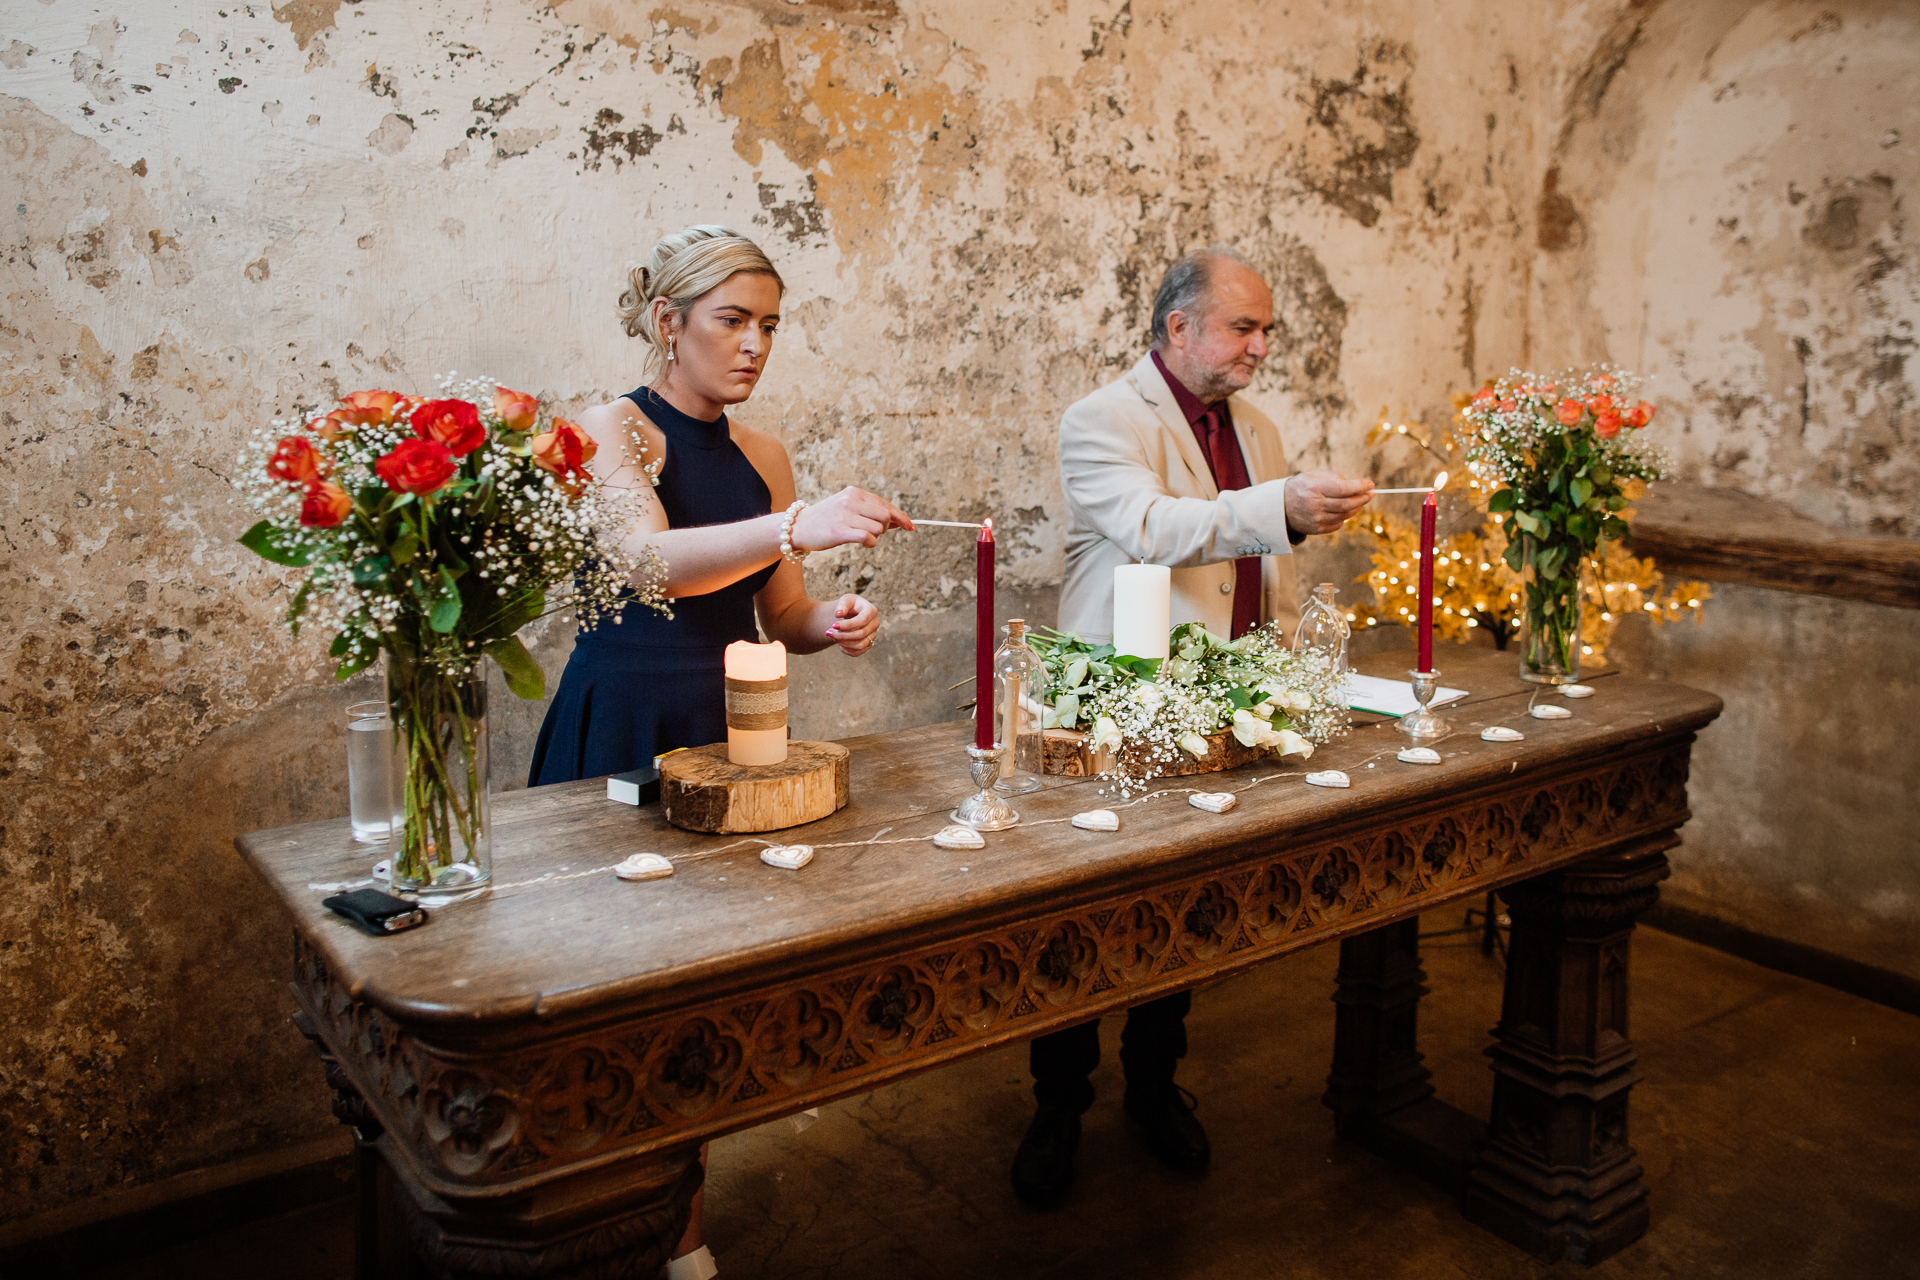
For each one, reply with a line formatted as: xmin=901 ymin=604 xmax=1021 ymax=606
xmin=1112 ymin=564 xmax=1171 ymax=660
xmin=724 ymin=640 xmax=789 ymax=766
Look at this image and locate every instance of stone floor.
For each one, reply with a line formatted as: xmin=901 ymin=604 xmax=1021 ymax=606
xmin=64 ymin=912 xmax=1920 ymax=1279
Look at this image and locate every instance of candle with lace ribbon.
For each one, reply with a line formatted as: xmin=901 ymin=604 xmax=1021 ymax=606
xmin=725 ymin=640 xmax=788 ymax=766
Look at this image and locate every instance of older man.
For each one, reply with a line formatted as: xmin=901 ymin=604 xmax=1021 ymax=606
xmin=1011 ymin=245 xmax=1373 ymax=1209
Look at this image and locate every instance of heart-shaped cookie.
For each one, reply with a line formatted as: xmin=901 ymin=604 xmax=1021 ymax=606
xmin=761 ymin=844 xmax=814 ymax=871
xmin=933 ymin=824 xmax=986 ymax=849
xmin=615 ymin=853 xmax=674 ymax=881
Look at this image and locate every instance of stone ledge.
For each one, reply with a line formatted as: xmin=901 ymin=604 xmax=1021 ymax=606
xmin=1631 ymin=483 xmax=1920 ymax=610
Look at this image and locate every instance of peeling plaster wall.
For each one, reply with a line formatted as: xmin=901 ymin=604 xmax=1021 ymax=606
xmin=6 ymin=0 xmax=1892 ymax=1226
xmin=1526 ymin=1 xmax=1920 ymax=980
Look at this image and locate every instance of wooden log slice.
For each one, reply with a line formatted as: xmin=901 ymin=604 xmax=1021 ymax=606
xmin=659 ymin=740 xmax=851 ymax=834
xmin=1041 ymin=727 xmax=1266 ymax=779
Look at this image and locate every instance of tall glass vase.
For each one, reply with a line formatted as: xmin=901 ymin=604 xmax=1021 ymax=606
xmin=1519 ymin=534 xmax=1583 ymax=685
xmin=387 ymin=653 xmax=491 ymax=902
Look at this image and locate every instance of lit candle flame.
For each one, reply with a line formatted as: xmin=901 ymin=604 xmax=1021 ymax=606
xmin=1432 ymin=470 xmax=1449 ymax=490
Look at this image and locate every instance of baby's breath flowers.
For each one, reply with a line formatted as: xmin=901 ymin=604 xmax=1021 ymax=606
xmin=236 ymin=374 xmax=667 ymax=889
xmin=1031 ymin=622 xmax=1346 ymax=795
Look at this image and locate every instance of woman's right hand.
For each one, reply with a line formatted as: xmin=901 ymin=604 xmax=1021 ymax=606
xmin=790 ymin=487 xmax=915 ymax=551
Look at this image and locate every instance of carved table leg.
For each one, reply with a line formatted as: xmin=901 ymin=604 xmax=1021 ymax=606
xmin=1323 ymin=918 xmax=1486 ymax=1192
xmin=377 ymin=1136 xmax=703 ymax=1280
xmin=293 ymin=1006 xmax=391 ymax=1279
xmin=1461 ymin=840 xmax=1673 ymax=1265
xmin=293 ymin=993 xmax=704 ymax=1279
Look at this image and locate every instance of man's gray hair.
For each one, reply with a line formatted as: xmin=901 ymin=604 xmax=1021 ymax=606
xmin=1148 ymin=244 xmax=1257 ymax=347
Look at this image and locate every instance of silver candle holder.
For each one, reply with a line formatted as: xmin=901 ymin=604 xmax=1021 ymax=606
xmin=951 ymin=744 xmax=1020 ymax=830
xmin=1397 ymin=667 xmax=1452 ymax=741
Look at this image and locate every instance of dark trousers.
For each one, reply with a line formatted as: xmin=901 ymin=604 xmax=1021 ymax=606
xmin=1029 ymin=991 xmax=1191 ymax=1114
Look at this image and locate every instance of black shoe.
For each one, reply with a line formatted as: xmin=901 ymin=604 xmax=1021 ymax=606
xmin=1124 ymin=1085 xmax=1210 ymax=1174
xmin=1011 ymin=1106 xmax=1082 ymax=1209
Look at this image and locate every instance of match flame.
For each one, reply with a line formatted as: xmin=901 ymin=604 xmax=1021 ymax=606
xmin=980 ymin=516 xmax=993 ymax=542
xmin=1432 ymin=470 xmax=1449 ymax=490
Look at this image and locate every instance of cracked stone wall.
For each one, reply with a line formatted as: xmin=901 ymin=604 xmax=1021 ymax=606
xmin=3 ymin=0 xmax=1903 ymax=1228
xmin=1528 ymin=0 xmax=1920 ymax=981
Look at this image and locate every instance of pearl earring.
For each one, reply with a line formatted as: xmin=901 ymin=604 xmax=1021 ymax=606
xmin=667 ymin=336 xmax=676 ymax=363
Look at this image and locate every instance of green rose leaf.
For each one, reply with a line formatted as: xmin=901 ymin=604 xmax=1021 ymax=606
xmin=429 ymin=567 xmax=463 ymax=633
xmin=1570 ymin=476 xmax=1594 ymax=507
xmin=1487 ymin=487 xmax=1518 ymax=513
xmin=484 ymin=634 xmax=545 ymax=700
xmin=238 ymin=520 xmax=313 ymax=567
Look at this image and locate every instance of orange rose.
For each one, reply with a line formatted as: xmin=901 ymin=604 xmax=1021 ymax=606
xmin=1554 ymin=398 xmax=1584 ymax=427
xmin=266 ymin=435 xmax=326 ymax=485
xmin=1497 ymin=399 xmax=1516 ymax=412
xmin=411 ymin=398 xmax=486 ymax=457
xmin=336 ymin=389 xmax=404 ymax=426
xmin=376 ymin=438 xmax=457 ymax=495
xmin=493 ymin=386 xmax=540 ymax=432
xmin=530 ymin=418 xmax=598 ymax=495
xmin=300 ymin=481 xmax=354 ymax=527
xmin=1592 ymin=374 xmax=1614 ymax=389
xmin=1540 ymin=381 xmax=1557 ymax=395
xmin=1594 ymin=411 xmax=1623 ymax=440
xmin=1627 ymin=401 xmax=1655 ymax=428
xmin=1471 ymin=386 xmax=1495 ymax=405
xmin=1585 ymin=394 xmax=1612 ymax=414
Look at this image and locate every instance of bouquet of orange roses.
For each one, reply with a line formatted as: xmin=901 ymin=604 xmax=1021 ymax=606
xmin=238 ymin=375 xmax=664 ymax=897
xmin=1460 ymin=365 xmax=1666 ymax=683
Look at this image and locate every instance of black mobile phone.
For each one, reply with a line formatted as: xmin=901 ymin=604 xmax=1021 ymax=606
xmin=323 ymin=888 xmax=428 ymax=937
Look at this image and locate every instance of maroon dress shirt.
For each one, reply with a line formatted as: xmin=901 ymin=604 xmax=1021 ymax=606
xmin=1151 ymin=351 xmax=1262 ymax=638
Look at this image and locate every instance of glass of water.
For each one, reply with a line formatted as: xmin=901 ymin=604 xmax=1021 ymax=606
xmin=347 ymin=701 xmax=403 ymax=844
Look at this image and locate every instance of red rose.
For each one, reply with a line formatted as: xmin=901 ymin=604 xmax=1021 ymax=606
xmin=266 ymin=435 xmax=326 ymax=485
xmin=376 ymin=438 xmax=457 ymax=495
xmin=1628 ymin=400 xmax=1655 ymax=428
xmin=411 ymin=398 xmax=486 ymax=457
xmin=493 ymin=386 xmax=540 ymax=432
xmin=336 ymin=389 xmax=404 ymax=426
xmin=1594 ymin=411 xmax=1623 ymax=440
xmin=300 ymin=482 xmax=354 ymax=527
xmin=1554 ymin=398 xmax=1584 ymax=427
xmin=530 ymin=419 xmax=598 ymax=496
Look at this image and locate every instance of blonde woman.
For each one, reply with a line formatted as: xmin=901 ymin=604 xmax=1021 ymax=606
xmin=529 ymin=227 xmax=910 ymax=1278
xmin=531 ymin=225 xmax=910 ymax=785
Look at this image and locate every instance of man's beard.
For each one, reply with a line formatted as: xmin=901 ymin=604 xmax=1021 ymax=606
xmin=1192 ymin=361 xmax=1258 ymax=402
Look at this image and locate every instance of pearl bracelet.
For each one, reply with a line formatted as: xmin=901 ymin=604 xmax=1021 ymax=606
xmin=778 ymin=499 xmax=809 ymax=564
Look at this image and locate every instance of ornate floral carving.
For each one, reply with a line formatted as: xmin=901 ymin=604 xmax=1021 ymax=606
xmin=422 ymin=1071 xmax=519 ymax=1176
xmin=1027 ymin=921 xmax=1098 ymax=1006
xmin=1103 ymin=899 xmax=1172 ymax=984
xmin=647 ymin=1019 xmax=742 ymax=1119
xmin=942 ymin=941 xmax=1021 ymax=1031
xmin=751 ymin=991 xmax=842 ymax=1087
xmin=533 ymin=1048 xmax=635 ymax=1153
xmin=853 ymin=966 xmax=935 ymax=1056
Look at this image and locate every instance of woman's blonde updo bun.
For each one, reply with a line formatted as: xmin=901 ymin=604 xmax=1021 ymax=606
xmin=617 ymin=226 xmax=785 ymax=376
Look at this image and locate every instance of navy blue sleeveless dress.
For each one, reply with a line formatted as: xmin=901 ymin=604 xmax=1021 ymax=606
xmin=528 ymin=387 xmax=778 ymax=785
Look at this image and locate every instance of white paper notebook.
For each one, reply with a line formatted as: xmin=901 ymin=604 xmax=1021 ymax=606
xmin=1341 ymin=673 xmax=1469 ymax=718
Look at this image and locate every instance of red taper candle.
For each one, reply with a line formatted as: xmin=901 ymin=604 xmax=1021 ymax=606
xmin=1417 ymin=490 xmax=1437 ymax=672
xmin=975 ymin=519 xmax=995 ymax=749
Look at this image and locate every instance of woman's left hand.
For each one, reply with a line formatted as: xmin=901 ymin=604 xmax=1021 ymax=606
xmin=823 ymin=594 xmax=879 ymax=656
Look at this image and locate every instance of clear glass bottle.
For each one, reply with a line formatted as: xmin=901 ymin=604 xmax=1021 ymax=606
xmin=1293 ymin=582 xmax=1352 ymax=675
xmin=993 ymin=619 xmax=1045 ymax=794
xmin=1294 ymin=583 xmax=1352 ymax=733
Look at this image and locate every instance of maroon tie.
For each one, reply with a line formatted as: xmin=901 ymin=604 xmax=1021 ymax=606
xmin=1192 ymin=406 xmax=1261 ymax=639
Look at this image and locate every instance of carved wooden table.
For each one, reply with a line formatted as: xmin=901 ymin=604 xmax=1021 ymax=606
xmin=235 ymin=648 xmax=1721 ymax=1276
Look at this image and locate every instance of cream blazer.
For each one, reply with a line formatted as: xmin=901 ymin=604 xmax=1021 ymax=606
xmin=1058 ymin=353 xmax=1302 ymax=644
